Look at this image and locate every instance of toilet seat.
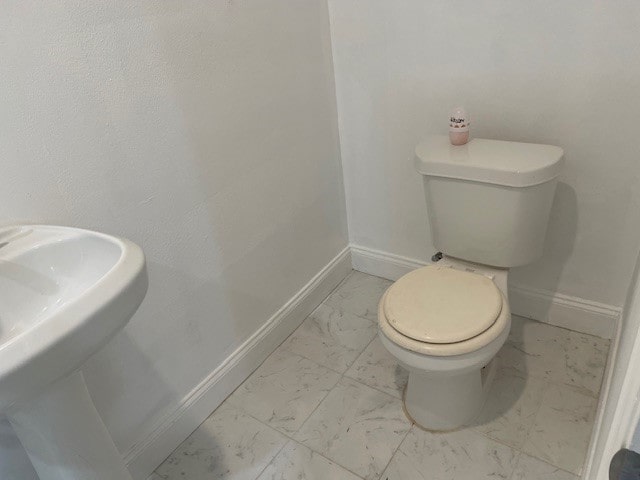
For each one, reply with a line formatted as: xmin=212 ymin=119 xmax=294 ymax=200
xmin=384 ymin=266 xmax=502 ymax=344
xmin=378 ymin=266 xmax=510 ymax=357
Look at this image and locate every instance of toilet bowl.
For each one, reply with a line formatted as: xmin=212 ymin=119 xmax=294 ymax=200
xmin=378 ymin=256 xmax=511 ymax=430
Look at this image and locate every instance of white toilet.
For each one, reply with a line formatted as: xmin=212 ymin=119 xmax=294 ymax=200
xmin=378 ymin=135 xmax=564 ymax=431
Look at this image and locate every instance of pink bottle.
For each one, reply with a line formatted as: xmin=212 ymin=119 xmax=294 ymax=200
xmin=449 ymin=107 xmax=470 ymax=145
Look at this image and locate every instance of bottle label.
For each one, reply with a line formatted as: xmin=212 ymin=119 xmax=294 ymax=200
xmin=449 ymin=116 xmax=470 ymax=132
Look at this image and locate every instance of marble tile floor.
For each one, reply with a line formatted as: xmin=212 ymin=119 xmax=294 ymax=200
xmin=153 ymin=271 xmax=610 ymax=480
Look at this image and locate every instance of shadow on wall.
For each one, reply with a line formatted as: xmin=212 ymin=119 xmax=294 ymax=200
xmin=510 ymin=181 xmax=578 ymax=320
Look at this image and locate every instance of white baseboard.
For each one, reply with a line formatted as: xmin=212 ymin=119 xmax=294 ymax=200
xmin=125 ymin=247 xmax=352 ymax=480
xmin=508 ymin=283 xmax=619 ymax=340
xmin=351 ymin=245 xmax=426 ymax=282
xmin=351 ymin=244 xmax=620 ymax=339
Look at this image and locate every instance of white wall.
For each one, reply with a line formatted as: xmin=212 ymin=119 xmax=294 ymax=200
xmin=0 ymin=1 xmax=347 ymax=478
xmin=328 ymin=0 xmax=640 ymax=309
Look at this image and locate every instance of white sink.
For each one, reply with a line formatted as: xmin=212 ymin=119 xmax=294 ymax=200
xmin=0 ymin=225 xmax=147 ymax=480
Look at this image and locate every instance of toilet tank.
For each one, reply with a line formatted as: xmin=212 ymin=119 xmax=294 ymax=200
xmin=415 ymin=136 xmax=564 ymax=268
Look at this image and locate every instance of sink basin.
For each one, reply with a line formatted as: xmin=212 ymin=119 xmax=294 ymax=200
xmin=0 ymin=225 xmax=147 ymax=411
xmin=0 ymin=225 xmax=147 ymax=480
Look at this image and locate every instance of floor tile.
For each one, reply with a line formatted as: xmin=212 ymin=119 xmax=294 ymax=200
xmin=522 ymin=383 xmax=598 ymax=475
xmin=381 ymin=426 xmax=519 ymax=480
xmin=323 ymin=271 xmax=391 ymax=321
xmin=282 ymin=303 xmax=377 ymax=373
xmin=256 ymin=440 xmax=362 ymax=480
xmin=344 ymin=336 xmax=408 ymax=398
xmin=550 ymin=330 xmax=609 ymax=397
xmin=227 ymin=349 xmax=341 ymax=434
xmin=498 ymin=316 xmax=567 ymax=381
xmin=295 ymin=377 xmax=410 ymax=480
xmin=155 ymin=403 xmax=287 ymax=480
xmin=472 ymin=368 xmax=546 ymax=449
xmin=500 ymin=317 xmax=610 ymax=398
xmin=511 ymin=453 xmax=579 ymax=480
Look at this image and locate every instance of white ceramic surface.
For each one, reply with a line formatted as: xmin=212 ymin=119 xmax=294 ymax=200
xmin=415 ymin=135 xmax=564 ymax=188
xmin=0 ymin=225 xmax=147 ymax=480
xmin=418 ymin=136 xmax=562 ymax=269
xmin=378 ymin=266 xmax=511 ymax=357
xmin=8 ymin=371 xmax=135 ymax=480
xmin=378 ymin=258 xmax=511 ymax=430
xmin=377 ymin=134 xmax=561 ymax=430
xmin=0 ymin=225 xmax=147 ymax=412
xmin=383 ymin=266 xmax=502 ymax=344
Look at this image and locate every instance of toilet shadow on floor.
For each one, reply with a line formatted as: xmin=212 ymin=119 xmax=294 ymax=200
xmin=471 ymin=337 xmax=531 ymax=428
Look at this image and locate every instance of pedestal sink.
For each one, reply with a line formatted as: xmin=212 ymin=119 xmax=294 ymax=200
xmin=0 ymin=225 xmax=147 ymax=480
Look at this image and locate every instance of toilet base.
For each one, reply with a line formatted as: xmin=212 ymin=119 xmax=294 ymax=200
xmin=403 ymin=358 xmax=497 ymax=431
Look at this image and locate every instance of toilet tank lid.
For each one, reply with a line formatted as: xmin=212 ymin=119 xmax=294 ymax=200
xmin=415 ymin=135 xmax=564 ymax=187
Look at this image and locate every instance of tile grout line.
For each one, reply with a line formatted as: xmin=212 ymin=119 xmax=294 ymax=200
xmin=215 ymin=273 xmax=357 ymax=419
xmin=279 ymin=301 xmax=388 ymax=380
xmin=326 ymin=269 xmax=358 ymax=297
xmin=500 ymin=331 xmax=606 ymax=399
xmin=508 ymin=326 xmax=607 ymax=475
xmin=234 ymin=357 xmax=405 ymax=480
xmin=343 ymin=373 xmax=406 ymax=401
xmin=504 ymin=447 xmax=581 ymax=480
xmin=152 ymin=403 xmax=291 ymax=480
xmin=215 ymin=401 xmax=344 ymax=479
xmin=236 ymin=371 xmax=366 ymax=480
xmin=228 ymin=270 xmax=399 ymax=474
xmin=506 ymin=451 xmax=524 ymax=480
xmin=376 ymin=424 xmax=413 ymax=480
xmin=466 ymin=369 xmax=562 ymax=470
xmin=312 ymin=371 xmax=411 ymax=480
xmin=280 ymin=334 xmax=407 ymax=402
xmin=250 ymin=435 xmax=291 ymax=480
xmin=468 ymin=369 xmax=604 ymax=473
xmin=519 ymin=453 xmax=581 ymax=478
xmin=236 ymin=273 xmax=413 ymax=478
xmin=514 ymin=378 xmax=569 ymax=471
xmin=280 ymin=319 xmax=375 ymax=376
xmin=320 ymin=299 xmax=380 ymax=325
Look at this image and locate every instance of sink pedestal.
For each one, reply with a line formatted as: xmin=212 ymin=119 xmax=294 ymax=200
xmin=6 ymin=371 xmax=133 ymax=480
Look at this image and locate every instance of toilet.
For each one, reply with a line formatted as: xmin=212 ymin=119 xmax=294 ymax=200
xmin=379 ymin=135 xmax=564 ymax=431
